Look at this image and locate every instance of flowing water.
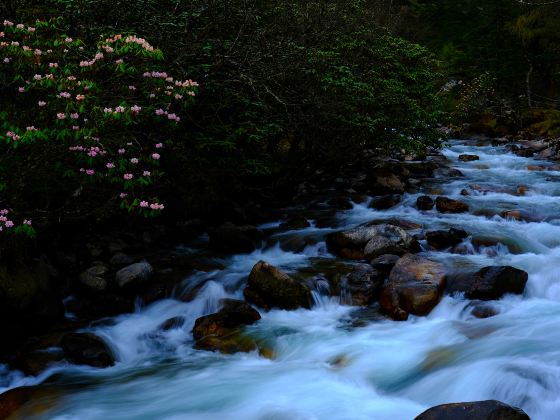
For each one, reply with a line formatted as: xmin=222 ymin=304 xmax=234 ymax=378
xmin=3 ymin=140 xmax=560 ymax=419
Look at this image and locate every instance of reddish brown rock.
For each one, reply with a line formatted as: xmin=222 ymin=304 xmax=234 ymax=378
xmin=435 ymin=197 xmax=469 ymax=213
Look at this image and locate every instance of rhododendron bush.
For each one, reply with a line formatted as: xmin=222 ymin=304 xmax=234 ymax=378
xmin=0 ymin=18 xmax=198 ymax=235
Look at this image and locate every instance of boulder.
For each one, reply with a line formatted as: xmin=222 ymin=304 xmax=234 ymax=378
xmin=369 ymin=195 xmax=401 ymax=210
xmin=327 ymin=197 xmax=354 ymax=210
xmin=448 ymin=266 xmax=528 ymax=300
xmin=80 ymin=263 xmax=109 ymax=291
xmin=109 ymin=252 xmax=135 ymax=267
xmin=192 ymin=299 xmax=261 ymax=353
xmin=379 ymin=254 xmax=446 ymax=320
xmin=426 ymin=228 xmax=468 ymax=250
xmin=208 ymin=223 xmax=260 ymax=254
xmin=0 ymin=386 xmax=58 ymax=419
xmin=435 ymin=197 xmax=469 ymax=213
xmin=280 ymin=216 xmax=310 ymax=230
xmin=417 ymin=196 xmax=434 ymax=211
xmin=368 ymin=167 xmax=405 ymax=194
xmin=339 ymin=264 xmax=384 ymax=306
xmin=60 ymin=333 xmax=115 ymax=368
xmin=115 ymin=261 xmax=154 ymax=288
xmin=415 ymin=400 xmax=530 ymax=420
xmin=244 ymin=261 xmax=312 ymax=310
xmin=159 ymin=316 xmax=186 ymax=331
xmin=326 ymin=223 xmax=418 ymax=260
xmin=370 ymin=254 xmax=400 ymax=274
xmin=458 ymin=154 xmax=480 ymax=162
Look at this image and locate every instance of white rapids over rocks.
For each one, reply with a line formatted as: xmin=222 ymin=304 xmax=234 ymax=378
xmin=3 ymin=140 xmax=560 ymax=419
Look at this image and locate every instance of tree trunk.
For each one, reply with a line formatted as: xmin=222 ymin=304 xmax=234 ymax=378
xmin=526 ymin=61 xmax=534 ymax=108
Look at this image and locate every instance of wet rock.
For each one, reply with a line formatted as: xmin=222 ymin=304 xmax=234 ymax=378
xmin=460 ymin=188 xmax=470 ymax=196
xmin=435 ymin=167 xmax=464 ymax=177
xmin=0 ymin=386 xmax=58 ymax=419
xmin=115 ymin=261 xmax=154 ymax=288
xmin=370 ymin=254 xmax=400 ymax=274
xmin=447 ymin=266 xmax=528 ymax=300
xmin=109 ymin=252 xmax=135 ymax=267
xmin=500 ymin=210 xmax=533 ymax=222
xmin=379 ymin=254 xmax=446 ymax=320
xmin=416 ymin=196 xmax=434 ymax=211
xmin=280 ymin=216 xmax=310 ymax=230
xmin=339 ymin=264 xmax=384 ymax=306
xmin=326 ymin=223 xmax=418 ymax=261
xmin=415 ymin=400 xmax=530 ymax=420
xmin=15 ymin=347 xmax=65 ymax=376
xmin=60 ymin=333 xmax=115 ymax=368
xmin=426 ymin=228 xmax=468 ymax=250
xmin=159 ymin=316 xmax=186 ymax=331
xmin=538 ymin=147 xmax=556 ymax=159
xmin=367 ymin=167 xmax=405 ymax=194
xmin=208 ymin=223 xmax=260 ymax=254
xmin=369 ymin=195 xmax=401 ymax=210
xmin=65 ymin=293 xmax=134 ymax=320
xmin=435 ymin=197 xmax=469 ymax=213
xmin=192 ymin=299 xmax=261 ymax=353
xmin=458 ymin=154 xmax=480 ymax=162
xmin=470 ymin=303 xmax=499 ymax=319
xmin=80 ymin=262 xmax=109 ymax=292
xmin=279 ymin=235 xmax=317 ymax=253
xmin=244 ymin=261 xmax=312 ymax=310
xmin=327 ymin=197 xmax=354 ymax=210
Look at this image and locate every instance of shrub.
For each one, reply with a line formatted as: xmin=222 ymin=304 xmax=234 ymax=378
xmin=0 ymin=18 xmax=197 ymax=234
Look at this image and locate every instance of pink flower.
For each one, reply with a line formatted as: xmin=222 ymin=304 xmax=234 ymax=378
xmin=76 ymin=94 xmax=85 ymax=101
xmin=85 ymin=169 xmax=95 ymax=175
xmin=70 ymin=113 xmax=79 ymax=119
xmin=65 ymin=37 xmax=73 ymax=43
xmin=115 ymin=59 xmax=123 ymax=64
xmin=143 ymin=171 xmax=151 ymax=176
xmin=26 ymin=126 xmax=37 ymax=131
xmin=123 ymin=173 xmax=133 ymax=180
xmin=155 ymin=109 xmax=166 ymax=116
xmin=48 ymin=62 xmax=58 ymax=68
xmin=104 ymin=107 xmax=113 ymax=113
xmin=38 ymin=101 xmax=47 ymax=106
xmin=3 ymin=21 xmax=14 ymax=27
xmin=119 ymin=193 xmax=128 ymax=199
xmin=3 ymin=58 xmax=10 ymax=64
xmin=72 ymin=126 xmax=80 ymax=131
xmin=151 ymin=153 xmax=160 ymax=160
xmin=175 ymin=94 xmax=183 ymax=100
xmin=23 ymin=219 xmax=32 ymax=226
xmin=16 ymin=24 xmax=24 ymax=29
xmin=56 ymin=113 xmax=66 ymax=120
xmin=130 ymin=105 xmax=141 ymax=114
xmin=128 ymin=85 xmax=136 ymax=90
xmin=106 ymin=162 xmax=115 ymax=169
xmin=33 ymin=74 xmax=42 ymax=80
xmin=4 ymin=220 xmax=14 ymax=228
xmin=140 ymin=201 xmax=149 ymax=208
xmin=115 ymin=106 xmax=125 ymax=113
xmin=94 ymin=52 xmax=104 ymax=60
xmin=130 ymin=158 xmax=139 ymax=164
xmin=18 ymin=87 xmax=25 ymax=93
xmin=118 ymin=148 xmax=125 ymax=154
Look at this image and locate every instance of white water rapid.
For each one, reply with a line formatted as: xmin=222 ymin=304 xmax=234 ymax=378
xmin=2 ymin=140 xmax=560 ymax=419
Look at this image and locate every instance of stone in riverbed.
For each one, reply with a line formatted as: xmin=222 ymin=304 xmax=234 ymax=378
xmin=192 ymin=299 xmax=261 ymax=353
xmin=326 ymin=223 xmax=418 ymax=261
xmin=279 ymin=216 xmax=310 ymax=230
xmin=426 ymin=228 xmax=468 ymax=250
xmin=448 ymin=266 xmax=528 ymax=300
xmin=458 ymin=154 xmax=480 ymax=162
xmin=369 ymin=194 xmax=401 ymax=210
xmin=208 ymin=223 xmax=260 ymax=254
xmin=435 ymin=196 xmax=469 ymax=213
xmin=115 ymin=261 xmax=154 ymax=288
xmin=80 ymin=262 xmax=109 ymax=291
xmin=339 ymin=264 xmax=384 ymax=306
xmin=416 ymin=195 xmax=434 ymax=210
xmin=370 ymin=254 xmax=400 ymax=274
xmin=244 ymin=261 xmax=312 ymax=310
xmin=60 ymin=333 xmax=115 ymax=368
xmin=367 ymin=167 xmax=406 ymax=194
xmin=379 ymin=254 xmax=446 ymax=320
xmin=0 ymin=386 xmax=59 ymax=419
xmin=415 ymin=400 xmax=530 ymax=420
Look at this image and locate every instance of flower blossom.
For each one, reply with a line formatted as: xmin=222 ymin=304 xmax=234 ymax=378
xmin=123 ymin=173 xmax=133 ymax=180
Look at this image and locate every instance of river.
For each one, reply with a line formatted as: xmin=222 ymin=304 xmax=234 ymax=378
xmin=2 ymin=140 xmax=560 ymax=419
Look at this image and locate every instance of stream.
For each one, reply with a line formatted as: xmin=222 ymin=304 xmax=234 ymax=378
xmin=2 ymin=140 xmax=560 ymax=419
